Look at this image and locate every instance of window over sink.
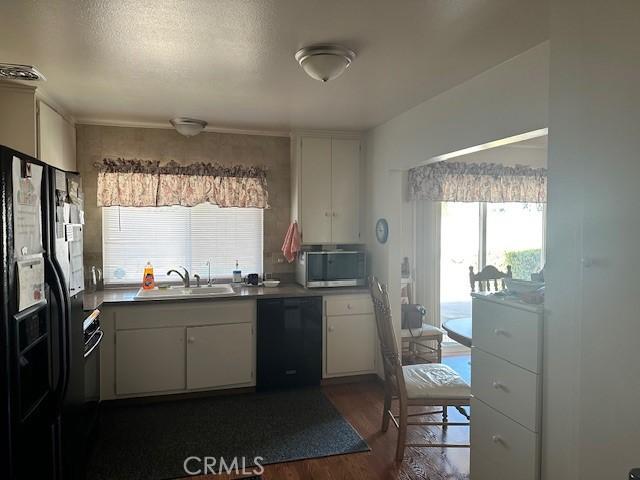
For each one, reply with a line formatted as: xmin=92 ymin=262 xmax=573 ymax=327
xmin=102 ymin=204 xmax=263 ymax=285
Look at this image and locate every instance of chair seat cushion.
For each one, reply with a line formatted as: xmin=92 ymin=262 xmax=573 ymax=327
xmin=401 ymin=323 xmax=444 ymax=339
xmin=402 ymin=363 xmax=470 ymax=400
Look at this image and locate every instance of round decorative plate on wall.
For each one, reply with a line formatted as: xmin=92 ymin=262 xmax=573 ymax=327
xmin=376 ymin=218 xmax=389 ymax=244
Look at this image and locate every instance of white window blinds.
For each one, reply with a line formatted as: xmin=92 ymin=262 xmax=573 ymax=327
xmin=102 ymin=204 xmax=263 ymax=285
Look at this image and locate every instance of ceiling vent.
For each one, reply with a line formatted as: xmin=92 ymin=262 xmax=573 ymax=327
xmin=0 ymin=63 xmax=46 ymax=81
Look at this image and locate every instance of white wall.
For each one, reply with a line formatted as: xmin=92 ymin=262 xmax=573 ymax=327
xmin=543 ymin=1 xmax=640 ymax=479
xmin=364 ymin=42 xmax=549 ymax=337
xmin=453 ymin=140 xmax=548 ymax=168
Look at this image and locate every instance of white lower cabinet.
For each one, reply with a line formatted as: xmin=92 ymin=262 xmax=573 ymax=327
xmin=103 ymin=300 xmax=256 ymax=399
xmin=187 ymin=323 xmax=253 ymax=390
xmin=116 ymin=327 xmax=185 ymax=395
xmin=324 ymin=294 xmax=377 ymax=377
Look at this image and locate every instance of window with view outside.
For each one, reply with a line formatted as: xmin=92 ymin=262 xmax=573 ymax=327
xmin=440 ymin=202 xmax=480 ymax=328
xmin=439 ymin=202 xmax=545 ymax=338
xmin=102 ymin=204 xmax=263 ymax=285
xmin=486 ymin=203 xmax=544 ymax=280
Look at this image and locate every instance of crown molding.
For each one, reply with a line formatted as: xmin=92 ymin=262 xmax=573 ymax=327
xmin=290 ymin=128 xmax=364 ymax=139
xmin=75 ymin=118 xmax=291 ymax=138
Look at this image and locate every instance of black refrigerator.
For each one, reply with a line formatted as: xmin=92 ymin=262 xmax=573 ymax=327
xmin=0 ymin=145 xmax=97 ymax=480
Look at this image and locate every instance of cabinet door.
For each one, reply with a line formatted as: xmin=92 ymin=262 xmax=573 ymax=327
xmin=331 ymin=138 xmax=361 ymax=243
xmin=326 ymin=313 xmax=376 ymax=376
xmin=38 ymin=101 xmax=76 ymax=171
xmin=300 ymin=136 xmax=332 ymax=243
xmin=187 ymin=323 xmax=253 ymax=390
xmin=116 ymin=327 xmax=185 ymax=395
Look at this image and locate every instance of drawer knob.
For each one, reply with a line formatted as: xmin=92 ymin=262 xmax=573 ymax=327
xmin=492 ymin=434 xmax=505 ymax=445
xmin=188 ymin=336 xmax=195 ymax=343
xmin=347 ymin=304 xmax=352 ymax=310
xmin=328 ymin=326 xmax=335 ymax=332
xmin=493 ymin=328 xmax=508 ymax=336
xmin=492 ymin=381 xmax=505 ymax=390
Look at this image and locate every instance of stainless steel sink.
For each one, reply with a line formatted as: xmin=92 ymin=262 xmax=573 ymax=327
xmin=134 ymin=284 xmax=235 ymax=301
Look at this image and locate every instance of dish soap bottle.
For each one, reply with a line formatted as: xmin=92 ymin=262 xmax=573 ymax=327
xmin=142 ymin=261 xmax=155 ymax=290
xmin=233 ymin=260 xmax=242 ymax=284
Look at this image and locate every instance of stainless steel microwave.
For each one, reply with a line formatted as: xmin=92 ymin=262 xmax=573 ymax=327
xmin=296 ymin=250 xmax=367 ymax=288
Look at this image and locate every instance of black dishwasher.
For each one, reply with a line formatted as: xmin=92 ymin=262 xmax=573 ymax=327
xmin=257 ymin=297 xmax=322 ymax=390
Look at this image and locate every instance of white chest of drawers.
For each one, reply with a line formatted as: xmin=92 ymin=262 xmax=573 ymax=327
xmin=470 ymin=293 xmax=544 ymax=480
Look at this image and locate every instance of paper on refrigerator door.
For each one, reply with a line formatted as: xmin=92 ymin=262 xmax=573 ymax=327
xmin=12 ymin=157 xmax=44 ymax=258
xmin=17 ymin=255 xmax=45 ymax=311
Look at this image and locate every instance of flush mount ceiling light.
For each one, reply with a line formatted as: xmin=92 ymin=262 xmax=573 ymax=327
xmin=0 ymin=63 xmax=46 ymax=81
xmin=294 ymin=45 xmax=356 ymax=82
xmin=170 ymin=117 xmax=208 ymax=137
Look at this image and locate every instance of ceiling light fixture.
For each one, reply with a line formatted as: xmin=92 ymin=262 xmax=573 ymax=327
xmin=0 ymin=63 xmax=46 ymax=81
xmin=294 ymin=45 xmax=356 ymax=82
xmin=170 ymin=117 xmax=208 ymax=137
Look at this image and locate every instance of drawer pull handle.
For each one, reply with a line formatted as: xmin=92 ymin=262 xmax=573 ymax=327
xmin=347 ymin=304 xmax=352 ymax=310
xmin=493 ymin=328 xmax=508 ymax=336
xmin=492 ymin=381 xmax=506 ymax=390
xmin=328 ymin=326 xmax=335 ymax=332
xmin=492 ymin=435 xmax=505 ymax=445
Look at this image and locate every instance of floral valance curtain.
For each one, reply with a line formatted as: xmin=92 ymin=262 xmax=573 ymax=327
xmin=95 ymin=159 xmax=269 ymax=208
xmin=408 ymin=161 xmax=547 ymax=203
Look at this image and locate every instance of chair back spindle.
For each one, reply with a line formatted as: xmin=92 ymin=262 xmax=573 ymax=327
xmin=469 ymin=265 xmax=512 ymax=293
xmin=370 ymin=277 xmax=406 ymax=397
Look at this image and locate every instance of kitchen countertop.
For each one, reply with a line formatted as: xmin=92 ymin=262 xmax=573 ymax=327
xmin=83 ymin=284 xmax=369 ymax=311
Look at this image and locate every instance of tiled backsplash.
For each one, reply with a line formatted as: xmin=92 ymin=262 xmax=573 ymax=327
xmin=75 ymin=124 xmax=294 ymax=280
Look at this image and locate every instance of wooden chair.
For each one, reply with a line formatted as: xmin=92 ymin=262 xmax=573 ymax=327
xmin=469 ymin=264 xmax=512 ymax=293
xmin=370 ymin=277 xmax=471 ymax=461
xmin=400 ymin=280 xmax=444 ymax=363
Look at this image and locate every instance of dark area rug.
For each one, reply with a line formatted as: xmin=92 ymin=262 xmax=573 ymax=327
xmin=87 ymin=387 xmax=369 ymax=480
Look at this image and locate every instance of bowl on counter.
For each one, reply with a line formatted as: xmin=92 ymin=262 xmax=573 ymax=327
xmin=263 ymin=280 xmax=281 ymax=288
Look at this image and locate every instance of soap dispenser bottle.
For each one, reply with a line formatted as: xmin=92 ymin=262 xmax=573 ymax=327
xmin=233 ymin=260 xmax=242 ymax=284
xmin=142 ymin=261 xmax=155 ymax=290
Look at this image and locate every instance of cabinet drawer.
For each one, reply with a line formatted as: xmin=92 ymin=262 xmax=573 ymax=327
xmin=325 ymin=294 xmax=372 ymax=316
xmin=471 ymin=347 xmax=540 ymax=432
xmin=471 ymin=398 xmax=539 ymax=480
xmin=115 ymin=300 xmax=255 ymax=330
xmin=472 ymin=298 xmax=542 ymax=373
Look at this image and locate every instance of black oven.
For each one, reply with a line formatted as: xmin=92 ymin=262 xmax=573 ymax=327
xmin=82 ymin=309 xmax=102 ymax=435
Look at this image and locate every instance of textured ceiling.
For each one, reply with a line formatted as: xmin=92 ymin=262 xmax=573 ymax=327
xmin=0 ymin=0 xmax=548 ymax=132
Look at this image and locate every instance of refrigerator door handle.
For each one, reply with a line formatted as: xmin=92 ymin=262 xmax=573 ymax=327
xmin=45 ymin=255 xmax=70 ymax=403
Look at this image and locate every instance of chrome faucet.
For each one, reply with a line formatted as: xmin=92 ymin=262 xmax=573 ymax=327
xmin=167 ymin=266 xmax=190 ymax=288
xmin=206 ymin=259 xmax=214 ymax=286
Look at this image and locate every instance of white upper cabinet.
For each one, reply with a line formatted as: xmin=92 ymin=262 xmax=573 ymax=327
xmin=300 ymin=137 xmax=333 ymax=243
xmin=292 ymin=133 xmax=362 ymax=244
xmin=38 ymin=100 xmax=76 ymax=171
xmin=0 ymin=82 xmax=37 ymax=156
xmin=330 ymin=138 xmax=360 ymax=244
xmin=0 ymin=81 xmax=75 ymax=170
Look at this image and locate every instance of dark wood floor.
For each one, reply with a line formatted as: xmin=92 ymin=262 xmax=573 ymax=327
xmin=194 ymin=381 xmax=469 ymax=480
